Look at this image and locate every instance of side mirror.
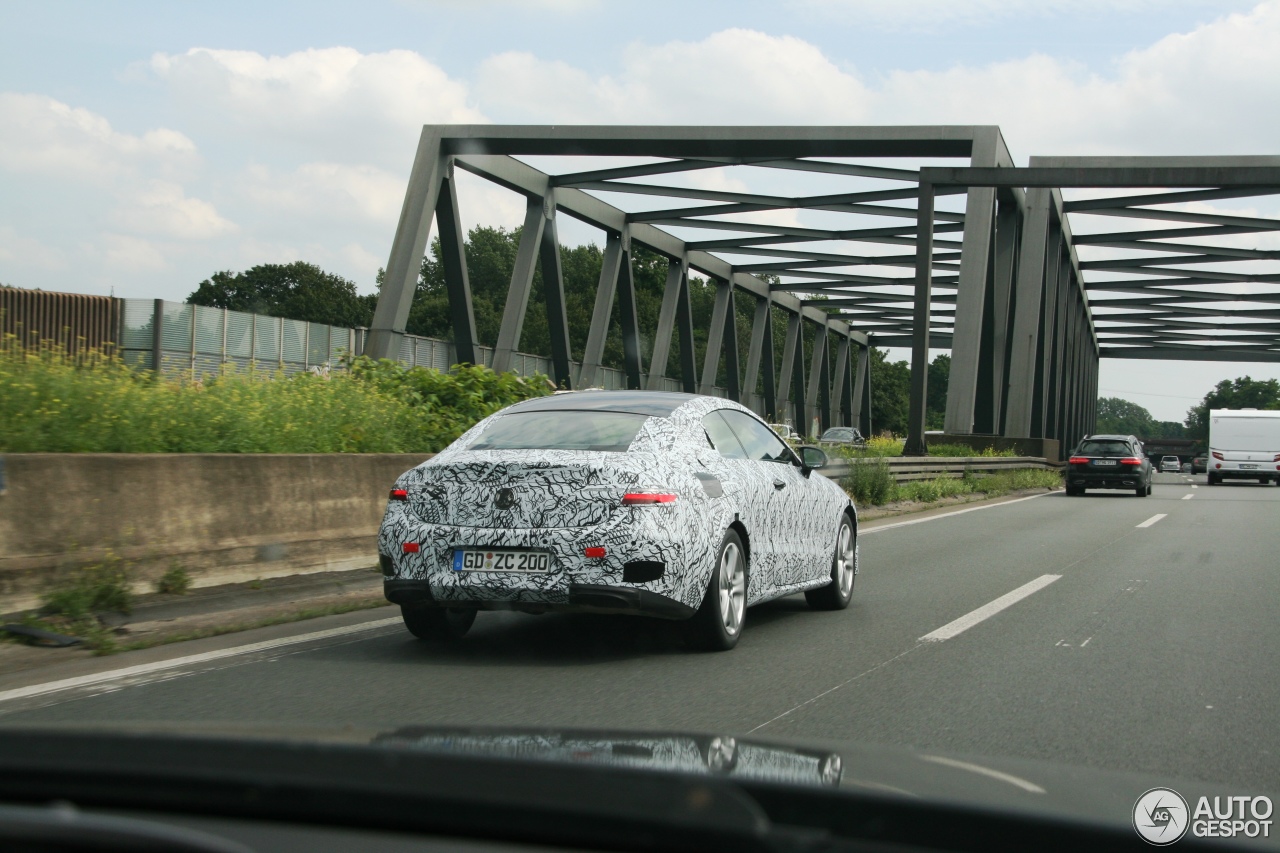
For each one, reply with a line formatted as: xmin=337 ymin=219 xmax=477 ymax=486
xmin=797 ymin=445 xmax=828 ymax=473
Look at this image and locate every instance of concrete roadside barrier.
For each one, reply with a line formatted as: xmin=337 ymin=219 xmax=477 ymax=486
xmin=0 ymin=453 xmax=430 ymax=614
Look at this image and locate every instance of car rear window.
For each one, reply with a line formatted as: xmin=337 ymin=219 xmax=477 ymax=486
xmin=1079 ymin=440 xmax=1132 ymax=456
xmin=468 ymin=411 xmax=649 ymax=452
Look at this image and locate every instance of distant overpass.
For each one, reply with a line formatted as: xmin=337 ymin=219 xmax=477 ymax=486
xmin=368 ymin=126 xmax=1280 ymax=454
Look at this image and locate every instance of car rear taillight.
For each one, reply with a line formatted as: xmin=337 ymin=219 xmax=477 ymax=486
xmin=1119 ymin=457 xmax=1142 ymax=466
xmin=1274 ymin=454 xmax=1280 ymax=462
xmin=389 ymin=488 xmax=408 ymax=501
xmin=1068 ymin=456 xmax=1090 ymax=465
xmin=1212 ymin=451 xmax=1224 ymax=461
xmin=402 ymin=542 xmax=420 ymax=553
xmin=622 ymin=493 xmax=677 ymax=505
xmin=584 ymin=546 xmax=606 ymax=558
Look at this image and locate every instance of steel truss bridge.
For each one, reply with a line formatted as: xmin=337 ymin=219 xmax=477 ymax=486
xmin=367 ymin=127 xmax=1280 ymax=455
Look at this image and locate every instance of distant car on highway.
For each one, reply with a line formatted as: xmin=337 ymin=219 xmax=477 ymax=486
xmin=1065 ymin=434 xmax=1154 ymax=497
xmin=1192 ymin=454 xmax=1208 ymax=473
xmin=1159 ymin=455 xmax=1181 ymax=473
xmin=768 ymin=422 xmax=799 ymax=442
xmin=818 ymin=426 xmax=865 ymax=446
xmin=380 ymin=391 xmax=858 ymax=651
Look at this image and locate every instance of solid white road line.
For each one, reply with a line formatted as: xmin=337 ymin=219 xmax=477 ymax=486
xmin=861 ymin=492 xmax=1051 ymax=536
xmin=919 ymin=575 xmax=1062 ymax=643
xmin=918 ymin=755 xmax=1046 ymax=794
xmin=1182 ymin=494 xmax=1194 ymax=500
xmin=0 ymin=617 xmax=402 ymax=704
xmin=1136 ymin=513 xmax=1167 ymax=528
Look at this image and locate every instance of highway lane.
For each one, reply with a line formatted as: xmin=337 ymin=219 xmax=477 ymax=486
xmin=2 ymin=472 xmax=1277 ymax=794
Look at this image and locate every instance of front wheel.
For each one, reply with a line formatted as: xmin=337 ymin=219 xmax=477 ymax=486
xmin=806 ymin=514 xmax=856 ymax=611
xmin=402 ymin=606 xmax=476 ymax=641
xmin=686 ymin=530 xmax=748 ymax=651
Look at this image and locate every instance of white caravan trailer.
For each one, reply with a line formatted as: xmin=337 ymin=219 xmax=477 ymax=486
xmin=1206 ymin=409 xmax=1280 ymax=485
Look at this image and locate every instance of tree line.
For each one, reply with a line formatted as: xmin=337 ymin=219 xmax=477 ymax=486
xmin=188 ymin=227 xmax=952 ymax=434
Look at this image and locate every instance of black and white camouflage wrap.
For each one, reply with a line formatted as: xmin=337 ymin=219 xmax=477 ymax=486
xmin=378 ymin=394 xmax=856 ymax=615
xmin=373 ymin=728 xmax=843 ymax=788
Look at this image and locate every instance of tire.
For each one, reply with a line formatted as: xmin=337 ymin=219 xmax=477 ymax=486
xmin=1065 ymin=486 xmax=1082 ymax=496
xmin=402 ymin=605 xmax=476 ymax=641
xmin=1207 ymin=473 xmax=1219 ymax=486
xmin=806 ymin=514 xmax=856 ymax=611
xmin=686 ymin=530 xmax=748 ymax=651
xmin=1135 ymin=481 xmax=1148 ymax=497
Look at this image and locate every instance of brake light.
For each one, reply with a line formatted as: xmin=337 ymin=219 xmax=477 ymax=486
xmin=1274 ymin=454 xmax=1280 ymax=462
xmin=1119 ymin=457 xmax=1142 ymax=466
xmin=402 ymin=542 xmax=420 ymax=553
xmin=584 ymin=546 xmax=606 ymax=558
xmin=389 ymin=488 xmax=408 ymax=501
xmin=1068 ymin=456 xmax=1090 ymax=465
xmin=1212 ymin=452 xmax=1224 ymax=461
xmin=622 ymin=493 xmax=677 ymax=505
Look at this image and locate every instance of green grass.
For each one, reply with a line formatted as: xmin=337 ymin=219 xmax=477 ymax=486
xmin=843 ymin=465 xmax=1062 ymax=507
xmin=156 ymin=563 xmax=191 ymax=595
xmin=0 ymin=336 xmax=549 ymax=453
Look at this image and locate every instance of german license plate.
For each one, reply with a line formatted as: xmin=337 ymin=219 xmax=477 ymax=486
xmin=1240 ymin=463 xmax=1258 ymax=469
xmin=452 ymin=549 xmax=550 ymax=573
xmin=1093 ymin=459 xmax=1117 ymax=466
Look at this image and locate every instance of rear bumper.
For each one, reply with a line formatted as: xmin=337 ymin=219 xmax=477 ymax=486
xmin=1212 ymin=468 xmax=1278 ymax=481
xmin=384 ymin=580 xmax=696 ymax=620
xmin=1067 ymin=471 xmax=1146 ymax=490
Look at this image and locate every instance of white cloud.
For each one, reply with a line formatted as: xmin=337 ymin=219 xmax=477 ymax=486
xmin=476 ymin=29 xmax=871 ymax=124
xmin=472 ymin=5 xmax=1280 ymax=159
xmin=98 ymin=234 xmax=169 ymax=273
xmin=0 ymin=226 xmax=68 ymax=271
xmin=112 ymin=181 xmax=237 ymax=239
xmin=150 ymin=47 xmax=486 ymax=164
xmin=0 ymin=93 xmax=197 ymax=182
xmin=240 ymin=162 xmax=406 ymax=223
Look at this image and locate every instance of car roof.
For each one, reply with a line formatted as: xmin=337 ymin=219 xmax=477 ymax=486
xmin=1083 ymin=434 xmax=1137 ymax=442
xmin=505 ymin=391 xmax=707 ymax=418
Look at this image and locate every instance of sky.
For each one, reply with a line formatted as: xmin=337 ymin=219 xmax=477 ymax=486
xmin=2 ymin=0 xmax=1279 ymax=422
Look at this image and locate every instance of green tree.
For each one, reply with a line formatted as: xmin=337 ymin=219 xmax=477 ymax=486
xmin=926 ymin=353 xmax=950 ymax=430
xmin=1095 ymin=396 xmax=1155 ymax=437
xmin=869 ymin=347 xmax=910 ymax=436
xmin=189 ymin=262 xmax=376 ymax=328
xmin=1184 ymin=376 xmax=1280 ymax=440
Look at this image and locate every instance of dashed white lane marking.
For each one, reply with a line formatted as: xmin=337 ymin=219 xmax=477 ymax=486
xmin=861 ymin=492 xmax=1050 ymax=536
xmin=1182 ymin=494 xmax=1194 ymax=500
xmin=0 ymin=617 xmax=401 ymax=704
xmin=920 ymin=574 xmax=1062 ymax=643
xmin=1136 ymin=513 xmax=1167 ymax=528
xmin=1192 ymin=485 xmax=1199 ymax=489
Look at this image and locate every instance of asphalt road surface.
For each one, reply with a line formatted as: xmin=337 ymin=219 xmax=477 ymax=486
xmin=3 ymin=471 xmax=1277 ymax=793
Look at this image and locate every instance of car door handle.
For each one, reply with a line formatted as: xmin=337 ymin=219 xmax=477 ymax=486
xmin=773 ymin=478 xmax=787 ymax=490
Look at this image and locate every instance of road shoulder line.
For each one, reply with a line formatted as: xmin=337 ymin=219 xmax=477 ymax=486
xmin=0 ymin=617 xmax=401 ymax=704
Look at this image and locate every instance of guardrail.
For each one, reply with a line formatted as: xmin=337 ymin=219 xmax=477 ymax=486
xmin=819 ymin=456 xmax=1060 ymax=483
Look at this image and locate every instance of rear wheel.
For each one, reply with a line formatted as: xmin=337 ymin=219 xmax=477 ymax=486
xmin=1135 ymin=481 xmax=1148 ymax=497
xmin=1065 ymin=486 xmax=1082 ymax=496
xmin=806 ymin=514 xmax=856 ymax=611
xmin=402 ymin=606 xmax=476 ymax=641
xmin=686 ymin=530 xmax=747 ymax=651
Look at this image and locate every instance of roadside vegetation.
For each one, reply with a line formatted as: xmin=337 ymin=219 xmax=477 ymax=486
xmin=842 ymin=460 xmax=1062 ymax=508
xmin=0 ymin=336 xmax=549 ymax=454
